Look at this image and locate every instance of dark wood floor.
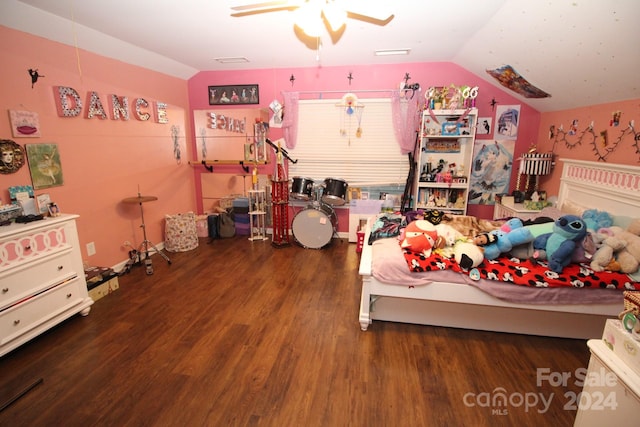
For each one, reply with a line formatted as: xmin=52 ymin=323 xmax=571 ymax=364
xmin=0 ymin=236 xmax=591 ymax=426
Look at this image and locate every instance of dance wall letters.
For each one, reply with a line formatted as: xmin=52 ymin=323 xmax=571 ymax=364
xmin=53 ymin=86 xmax=168 ymax=124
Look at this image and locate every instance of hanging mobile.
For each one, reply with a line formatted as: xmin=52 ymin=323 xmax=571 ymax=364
xmin=171 ymin=125 xmax=181 ymax=164
xmin=355 ymin=104 xmax=364 ymax=138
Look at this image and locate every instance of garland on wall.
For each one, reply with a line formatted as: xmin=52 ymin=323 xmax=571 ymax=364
xmin=551 ymin=116 xmax=640 ymax=162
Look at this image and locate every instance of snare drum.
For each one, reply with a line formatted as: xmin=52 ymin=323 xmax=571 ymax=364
xmin=291 ymin=204 xmax=336 ymax=249
xmin=322 ymin=178 xmax=348 ymax=206
xmin=291 ymin=177 xmax=315 ymax=201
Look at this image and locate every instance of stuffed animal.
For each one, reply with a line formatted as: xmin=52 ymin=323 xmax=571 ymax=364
xmin=608 ymin=218 xmax=640 ymax=274
xmin=533 ymin=215 xmax=588 ymax=273
xmin=569 ymin=231 xmax=599 ymax=263
xmin=590 ymin=235 xmax=626 ymax=272
xmin=454 ymin=240 xmax=484 ymax=270
xmin=474 ymin=218 xmax=535 ymax=260
xmin=401 ymin=220 xmax=438 ymax=257
xmin=582 ymin=209 xmax=613 ymax=232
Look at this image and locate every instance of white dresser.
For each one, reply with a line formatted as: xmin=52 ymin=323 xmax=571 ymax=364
xmin=0 ymin=214 xmax=93 ymax=357
xmin=573 ymin=339 xmax=640 ymax=426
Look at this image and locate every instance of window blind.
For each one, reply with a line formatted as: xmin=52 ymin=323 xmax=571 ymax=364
xmin=288 ymin=98 xmax=409 ymax=187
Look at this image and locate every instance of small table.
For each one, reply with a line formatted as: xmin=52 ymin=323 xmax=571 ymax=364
xmin=493 ymin=202 xmax=541 ymax=220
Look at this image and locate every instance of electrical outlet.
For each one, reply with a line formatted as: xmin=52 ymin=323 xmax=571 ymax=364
xmin=86 ymin=242 xmax=96 ymax=256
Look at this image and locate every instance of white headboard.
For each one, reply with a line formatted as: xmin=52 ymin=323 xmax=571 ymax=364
xmin=557 ymin=159 xmax=640 ymax=222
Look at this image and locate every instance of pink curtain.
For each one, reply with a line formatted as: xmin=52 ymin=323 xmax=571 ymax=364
xmin=281 ymin=91 xmax=299 ymax=149
xmin=391 ymin=90 xmax=422 ymax=154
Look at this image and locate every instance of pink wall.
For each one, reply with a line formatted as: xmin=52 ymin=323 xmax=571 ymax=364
xmin=187 ymin=63 xmax=541 ymax=222
xmin=0 ymin=26 xmax=194 ymax=267
xmin=9 ymin=22 xmax=630 ymax=265
xmin=537 ymin=99 xmax=640 ymax=198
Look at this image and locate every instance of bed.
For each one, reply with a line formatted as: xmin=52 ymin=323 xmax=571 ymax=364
xmin=358 ymin=159 xmax=640 ymax=339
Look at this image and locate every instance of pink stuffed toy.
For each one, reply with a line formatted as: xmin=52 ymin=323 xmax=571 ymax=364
xmin=401 ymin=220 xmax=438 ymax=257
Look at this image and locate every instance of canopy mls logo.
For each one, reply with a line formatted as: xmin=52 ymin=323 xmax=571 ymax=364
xmin=53 ymin=86 xmax=168 ymax=124
xmin=462 ymin=367 xmax=620 ymax=416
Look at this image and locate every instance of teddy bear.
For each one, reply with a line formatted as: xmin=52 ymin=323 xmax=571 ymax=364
xmin=590 ymin=234 xmax=626 ymax=272
xmin=607 ymin=218 xmax=640 ymax=274
xmin=533 ymin=214 xmax=587 ymax=273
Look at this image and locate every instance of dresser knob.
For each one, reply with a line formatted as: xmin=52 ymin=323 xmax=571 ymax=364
xmin=66 ymin=293 xmax=72 ymax=298
xmin=13 ymin=319 xmax=20 ymax=325
xmin=2 ymin=288 xmax=8 ymax=293
xmin=24 ymin=245 xmax=31 ymax=251
xmin=58 ymin=265 xmax=64 ymax=270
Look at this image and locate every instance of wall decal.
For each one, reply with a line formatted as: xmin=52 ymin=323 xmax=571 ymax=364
xmin=28 ymin=68 xmax=44 ymax=88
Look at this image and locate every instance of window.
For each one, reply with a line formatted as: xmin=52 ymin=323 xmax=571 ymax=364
xmin=288 ymin=98 xmax=409 ymax=187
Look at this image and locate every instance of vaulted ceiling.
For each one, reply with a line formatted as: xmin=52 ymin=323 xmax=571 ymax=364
xmin=2 ymin=0 xmax=638 ymax=112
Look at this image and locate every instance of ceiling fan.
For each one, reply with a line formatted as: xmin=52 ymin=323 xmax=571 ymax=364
xmin=231 ymin=1 xmax=395 ymax=37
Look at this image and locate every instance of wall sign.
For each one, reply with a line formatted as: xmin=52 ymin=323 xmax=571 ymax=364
xmin=53 ymin=86 xmax=168 ymax=123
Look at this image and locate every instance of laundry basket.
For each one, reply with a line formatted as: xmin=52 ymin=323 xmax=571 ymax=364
xmin=164 ymin=212 xmax=198 ymax=252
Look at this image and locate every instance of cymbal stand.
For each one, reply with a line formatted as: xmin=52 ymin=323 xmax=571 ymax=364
xmin=135 ymin=194 xmax=171 ymax=274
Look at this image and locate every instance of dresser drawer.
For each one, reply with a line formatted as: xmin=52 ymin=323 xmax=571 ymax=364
xmin=0 ymin=220 xmax=72 ymax=271
xmin=0 ymin=250 xmax=78 ymax=311
xmin=0 ymin=278 xmax=85 ymax=346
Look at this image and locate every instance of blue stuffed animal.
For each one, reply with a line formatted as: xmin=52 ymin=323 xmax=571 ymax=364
xmin=476 ymin=218 xmax=535 ymax=260
xmin=582 ymin=209 xmax=613 ymax=232
xmin=533 ymin=214 xmax=587 ymax=273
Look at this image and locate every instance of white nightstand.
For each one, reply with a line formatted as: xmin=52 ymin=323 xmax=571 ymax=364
xmin=493 ymin=202 xmax=542 ymax=220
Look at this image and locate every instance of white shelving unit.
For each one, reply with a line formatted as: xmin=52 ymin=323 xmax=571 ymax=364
xmin=414 ymin=108 xmax=477 ymax=215
xmin=248 ymin=189 xmax=268 ymax=241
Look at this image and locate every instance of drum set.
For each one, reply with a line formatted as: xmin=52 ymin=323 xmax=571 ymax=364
xmin=289 ymin=176 xmax=348 ymax=249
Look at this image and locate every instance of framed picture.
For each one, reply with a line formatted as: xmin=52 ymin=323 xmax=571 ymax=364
xmin=477 ymin=117 xmax=493 ymax=137
xmin=348 ymin=187 xmax=361 ymax=201
xmin=442 ymin=122 xmax=461 ymax=136
xmin=48 ymin=202 xmax=60 ymax=217
xmin=208 ymin=84 xmax=259 ymax=105
xmin=26 ymin=143 xmax=64 ymax=189
xmin=9 ymin=110 xmax=41 ymax=138
xmin=36 ymin=193 xmax=51 ymax=215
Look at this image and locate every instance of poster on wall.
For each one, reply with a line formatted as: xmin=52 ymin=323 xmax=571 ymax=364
xmin=9 ymin=110 xmax=41 ymax=138
xmin=208 ymin=85 xmax=259 ymax=105
xmin=26 ymin=143 xmax=64 ymax=189
xmin=476 ymin=117 xmax=493 ymax=137
xmin=468 ymin=140 xmax=514 ymax=205
xmin=494 ymin=105 xmax=520 ymax=140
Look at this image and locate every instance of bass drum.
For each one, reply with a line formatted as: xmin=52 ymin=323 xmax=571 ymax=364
xmin=322 ymin=178 xmax=348 ymax=206
xmin=291 ymin=204 xmax=336 ymax=249
xmin=290 ymin=176 xmax=314 ymax=201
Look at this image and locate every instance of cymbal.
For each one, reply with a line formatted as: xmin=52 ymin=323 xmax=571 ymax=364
xmin=122 ymin=195 xmax=158 ymax=204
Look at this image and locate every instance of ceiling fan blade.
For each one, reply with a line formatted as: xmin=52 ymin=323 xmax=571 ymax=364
xmin=231 ymin=1 xmax=290 ymax=12
xmin=231 ymin=6 xmax=299 ymax=17
xmin=346 ymin=10 xmax=395 ymax=26
xmin=343 ymin=0 xmax=394 ymax=22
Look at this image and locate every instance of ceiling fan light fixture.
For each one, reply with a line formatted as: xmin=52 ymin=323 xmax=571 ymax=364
xmin=374 ymin=48 xmax=411 ymax=56
xmin=322 ymin=1 xmax=347 ymax=32
xmin=295 ymin=0 xmax=323 ymax=37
